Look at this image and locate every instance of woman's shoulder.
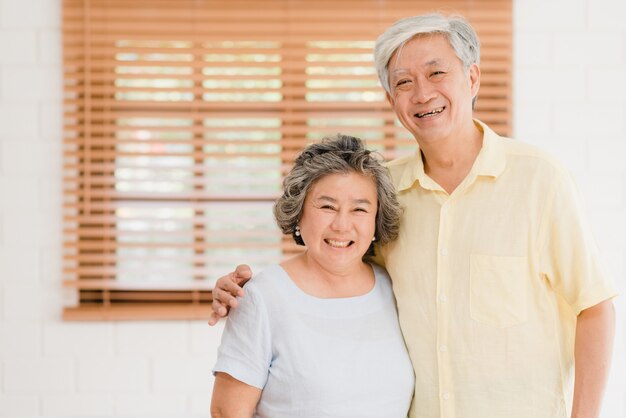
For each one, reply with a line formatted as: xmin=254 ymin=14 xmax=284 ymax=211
xmin=225 ymin=264 xmax=286 ymax=321
xmin=239 ymin=264 xmax=288 ymax=301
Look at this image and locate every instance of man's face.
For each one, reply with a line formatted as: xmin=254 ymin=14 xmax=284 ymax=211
xmin=386 ymin=34 xmax=480 ymax=146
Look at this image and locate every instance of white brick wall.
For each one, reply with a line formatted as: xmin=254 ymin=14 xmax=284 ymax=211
xmin=4 ymin=357 xmax=73 ymax=395
xmin=0 ymin=0 xmax=623 ymax=417
xmin=0 ymin=395 xmax=41 ymax=416
xmin=514 ymin=1 xmax=626 ymax=418
xmin=42 ymin=394 xmax=115 ymax=417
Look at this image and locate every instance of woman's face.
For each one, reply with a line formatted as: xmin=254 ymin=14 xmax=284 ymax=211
xmin=298 ymin=172 xmax=378 ymax=274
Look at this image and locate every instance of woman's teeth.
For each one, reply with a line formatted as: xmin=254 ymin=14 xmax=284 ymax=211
xmin=325 ymin=239 xmax=351 ymax=248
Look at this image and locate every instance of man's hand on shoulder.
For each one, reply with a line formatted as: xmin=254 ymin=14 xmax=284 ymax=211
xmin=208 ymin=264 xmax=253 ymax=326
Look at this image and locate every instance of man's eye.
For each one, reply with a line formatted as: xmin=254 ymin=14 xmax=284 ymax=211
xmin=395 ymin=79 xmax=410 ymax=87
xmin=430 ymin=71 xmax=445 ymax=77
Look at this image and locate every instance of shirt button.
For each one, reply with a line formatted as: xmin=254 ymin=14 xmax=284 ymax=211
xmin=442 ymin=393 xmax=451 ymax=400
xmin=441 ymin=248 xmax=448 ymax=256
xmin=439 ymin=345 xmax=448 ymax=352
xmin=439 ymin=295 xmax=447 ymax=303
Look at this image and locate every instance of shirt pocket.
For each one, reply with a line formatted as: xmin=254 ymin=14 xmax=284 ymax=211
xmin=470 ymin=254 xmax=528 ymax=328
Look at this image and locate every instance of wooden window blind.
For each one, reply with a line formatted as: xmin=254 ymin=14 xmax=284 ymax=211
xmin=62 ymin=0 xmax=512 ymax=320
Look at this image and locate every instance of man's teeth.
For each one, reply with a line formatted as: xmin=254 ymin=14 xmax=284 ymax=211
xmin=326 ymin=239 xmax=351 ymax=248
xmin=416 ymin=107 xmax=444 ymax=118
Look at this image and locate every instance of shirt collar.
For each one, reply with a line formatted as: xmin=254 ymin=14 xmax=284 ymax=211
xmin=395 ymin=119 xmax=507 ymax=192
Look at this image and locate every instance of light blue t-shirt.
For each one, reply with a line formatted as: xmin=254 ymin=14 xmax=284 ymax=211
xmin=213 ymin=263 xmax=414 ymax=418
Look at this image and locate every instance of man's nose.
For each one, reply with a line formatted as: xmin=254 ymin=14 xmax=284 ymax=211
xmin=411 ymin=78 xmax=436 ymax=103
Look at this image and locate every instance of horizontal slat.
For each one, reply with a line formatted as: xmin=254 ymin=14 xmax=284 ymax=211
xmin=62 ymin=194 xmax=279 ymax=204
xmin=63 ymin=253 xmax=292 ymax=263
xmin=63 ymin=304 xmax=213 ymax=321
xmin=64 ymin=279 xmax=213 ymax=290
xmin=62 ymin=100 xmax=396 ymax=110
xmin=62 ymin=85 xmax=511 ymax=97
xmin=63 ymin=228 xmax=282 ymax=240
xmin=63 ymin=2 xmax=511 ymax=17
xmin=63 ymin=7 xmax=510 ymax=21
xmin=62 ymin=109 xmax=398 ymax=119
xmin=63 ymin=267 xmax=274 ymax=279
xmin=61 ymin=128 xmax=402 ymax=138
xmin=64 ymin=33 xmax=512 ymax=45
xmin=62 ymin=59 xmax=511 ymax=71
xmin=62 ymin=241 xmax=283 ymax=250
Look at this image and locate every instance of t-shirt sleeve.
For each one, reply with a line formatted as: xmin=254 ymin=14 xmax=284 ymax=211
xmin=539 ymin=171 xmax=618 ymax=315
xmin=212 ymin=282 xmax=272 ymax=389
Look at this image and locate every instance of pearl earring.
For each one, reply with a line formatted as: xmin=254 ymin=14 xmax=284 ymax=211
xmin=295 ymin=226 xmax=301 ymax=237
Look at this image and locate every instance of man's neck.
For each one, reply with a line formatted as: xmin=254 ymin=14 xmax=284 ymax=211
xmin=420 ymin=123 xmax=484 ymax=194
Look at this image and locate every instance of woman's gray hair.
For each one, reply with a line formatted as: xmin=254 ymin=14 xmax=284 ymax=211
xmin=274 ymin=134 xmax=401 ymax=256
xmin=374 ymin=13 xmax=480 ymax=105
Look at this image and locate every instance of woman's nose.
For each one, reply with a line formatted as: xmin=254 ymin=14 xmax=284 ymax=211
xmin=330 ymin=211 xmax=350 ymax=231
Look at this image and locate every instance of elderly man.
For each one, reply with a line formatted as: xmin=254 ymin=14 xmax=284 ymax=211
xmin=210 ymin=14 xmax=617 ymax=418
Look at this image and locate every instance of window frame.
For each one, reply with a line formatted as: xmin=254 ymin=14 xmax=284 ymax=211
xmin=62 ymin=0 xmax=512 ymax=320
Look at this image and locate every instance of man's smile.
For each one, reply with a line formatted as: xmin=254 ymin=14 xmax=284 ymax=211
xmin=415 ymin=106 xmax=445 ymax=118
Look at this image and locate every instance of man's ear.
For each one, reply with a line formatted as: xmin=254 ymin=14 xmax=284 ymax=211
xmin=469 ymin=63 xmax=480 ymax=98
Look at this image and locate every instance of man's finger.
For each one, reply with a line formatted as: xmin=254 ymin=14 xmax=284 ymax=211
xmin=208 ymin=267 xmax=251 ymax=327
xmin=215 ymin=289 xmax=239 ymax=308
xmin=207 ymin=311 xmax=220 ymax=326
xmin=220 ymin=275 xmax=245 ymax=298
xmin=211 ymin=288 xmax=228 ymax=312
xmin=234 ymin=264 xmax=253 ymax=281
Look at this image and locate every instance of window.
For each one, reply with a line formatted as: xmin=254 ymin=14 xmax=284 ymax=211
xmin=62 ymin=0 xmax=512 ymax=320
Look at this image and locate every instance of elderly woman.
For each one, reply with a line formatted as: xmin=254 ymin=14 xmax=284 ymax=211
xmin=210 ymin=134 xmax=414 ymax=418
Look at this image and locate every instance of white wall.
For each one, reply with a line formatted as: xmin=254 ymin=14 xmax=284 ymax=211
xmin=514 ymin=0 xmax=626 ymax=416
xmin=0 ymin=0 xmax=623 ymax=416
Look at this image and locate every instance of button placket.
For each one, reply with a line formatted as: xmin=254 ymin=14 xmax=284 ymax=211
xmin=437 ymin=200 xmax=453 ymax=418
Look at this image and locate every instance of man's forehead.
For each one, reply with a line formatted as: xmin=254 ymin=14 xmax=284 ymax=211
xmin=389 ymin=54 xmax=450 ymax=77
xmin=389 ymin=36 xmax=456 ymax=72
xmin=391 ymin=58 xmax=444 ymax=72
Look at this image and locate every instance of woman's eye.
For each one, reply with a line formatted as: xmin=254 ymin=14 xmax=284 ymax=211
xmin=321 ymin=205 xmax=336 ymax=210
xmin=354 ymin=208 xmax=368 ymax=213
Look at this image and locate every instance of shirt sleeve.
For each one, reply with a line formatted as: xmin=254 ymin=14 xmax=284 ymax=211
xmin=212 ymin=282 xmax=272 ymax=389
xmin=539 ymin=170 xmax=618 ymax=315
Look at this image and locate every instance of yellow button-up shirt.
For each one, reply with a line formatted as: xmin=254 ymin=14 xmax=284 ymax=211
xmin=379 ymin=120 xmax=617 ymax=418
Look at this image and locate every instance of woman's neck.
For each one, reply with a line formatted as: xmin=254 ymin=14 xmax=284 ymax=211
xmin=281 ymin=254 xmax=374 ymax=298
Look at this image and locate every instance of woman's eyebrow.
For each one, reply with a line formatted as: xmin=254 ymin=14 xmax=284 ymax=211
xmin=315 ymin=196 xmax=372 ymax=205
